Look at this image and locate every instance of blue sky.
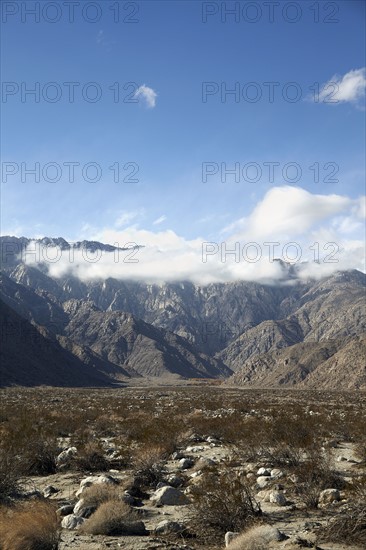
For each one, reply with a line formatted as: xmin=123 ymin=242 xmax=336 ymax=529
xmin=1 ymin=0 xmax=365 ymax=282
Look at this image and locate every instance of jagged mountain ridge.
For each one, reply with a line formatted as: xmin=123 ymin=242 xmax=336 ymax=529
xmin=0 ymin=236 xmax=365 ymax=388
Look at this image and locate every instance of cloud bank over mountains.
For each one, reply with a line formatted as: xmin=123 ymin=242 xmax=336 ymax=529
xmin=19 ymin=186 xmax=365 ymax=285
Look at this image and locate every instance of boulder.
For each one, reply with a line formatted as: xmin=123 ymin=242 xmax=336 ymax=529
xmin=319 ymin=488 xmax=340 ymax=505
xmin=43 ymin=485 xmax=59 ymax=498
xmin=256 ymin=476 xmax=270 ymax=489
xmin=257 ymin=467 xmax=271 ymax=476
xmin=179 ymin=457 xmax=195 ymax=470
xmin=61 ymin=514 xmax=85 ymax=530
xmin=56 ymin=447 xmax=77 ymax=465
xmin=269 ymin=490 xmax=287 ymax=506
xmin=155 ymin=520 xmax=187 ymax=534
xmin=151 ymin=486 xmax=190 ymax=506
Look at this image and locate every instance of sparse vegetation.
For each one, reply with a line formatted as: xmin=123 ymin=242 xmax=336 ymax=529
xmin=0 ymin=500 xmax=59 ymax=550
xmin=0 ymin=386 xmax=365 ymax=549
xmin=190 ymin=467 xmax=261 ymax=539
xmin=80 ymin=500 xmax=145 ymax=535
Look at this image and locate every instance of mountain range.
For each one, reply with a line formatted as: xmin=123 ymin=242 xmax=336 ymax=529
xmin=0 ymin=236 xmax=365 ymax=389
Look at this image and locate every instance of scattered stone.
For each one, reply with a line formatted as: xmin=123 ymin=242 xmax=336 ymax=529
xmin=185 ymin=445 xmax=205 ymax=453
xmin=79 ymin=474 xmax=118 ymax=491
xmin=319 ymin=488 xmax=340 ymax=505
xmin=151 ymin=486 xmax=190 ymax=506
xmin=256 ymin=475 xmax=270 ymax=488
xmin=256 ymin=489 xmax=272 ymax=502
xmin=73 ymin=499 xmax=95 ymax=518
xmin=179 ymin=457 xmax=194 ymax=470
xmin=167 ymin=474 xmax=185 ymax=488
xmin=225 ymin=531 xmax=240 ymax=547
xmin=270 ymin=468 xmax=284 ymax=479
xmin=43 ymin=485 xmax=59 ymax=498
xmin=56 ymin=446 xmax=77 ymax=465
xmin=155 ymin=520 xmax=187 ymax=535
xmin=269 ymin=490 xmax=287 ymax=506
xmin=257 ymin=467 xmax=271 ymax=476
xmin=61 ymin=514 xmax=85 ymax=530
xmin=57 ymin=505 xmax=74 ymax=516
xmin=172 ymin=451 xmax=185 ymax=460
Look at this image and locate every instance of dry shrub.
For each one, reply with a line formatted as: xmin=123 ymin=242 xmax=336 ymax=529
xmin=74 ymin=442 xmax=110 ymax=472
xmin=0 ymin=447 xmax=21 ymax=503
xmin=321 ymin=482 xmax=366 ymax=545
xmin=132 ymin=445 xmax=168 ymax=489
xmin=292 ymin=451 xmax=345 ymax=509
xmin=190 ymin=468 xmax=261 ymax=540
xmin=81 ymin=483 xmax=123 ymax=508
xmin=80 ymin=500 xmax=146 ymax=536
xmin=227 ymin=524 xmax=281 ymax=550
xmin=0 ymin=500 xmax=59 ymax=550
xmin=1 ymin=415 xmax=58 ymax=476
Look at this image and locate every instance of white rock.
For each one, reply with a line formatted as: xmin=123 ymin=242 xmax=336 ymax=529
xmin=79 ymin=474 xmax=117 ymax=490
xmin=56 ymin=447 xmax=77 ymax=465
xmin=73 ymin=499 xmax=85 ymax=515
xmin=256 ymin=475 xmax=270 ymax=488
xmin=256 ymin=489 xmax=272 ymax=502
xmin=319 ymin=488 xmax=340 ymax=505
xmin=257 ymin=467 xmax=271 ymax=476
xmin=270 ymin=468 xmax=284 ymax=479
xmin=61 ymin=514 xmax=85 ymax=530
xmin=225 ymin=531 xmax=240 ymax=547
xmin=151 ymin=486 xmax=190 ymax=506
xmin=155 ymin=520 xmax=187 ymax=534
xmin=185 ymin=446 xmax=205 ymax=453
xmin=178 ymin=457 xmax=194 ymax=470
xmin=269 ymin=490 xmax=287 ymax=506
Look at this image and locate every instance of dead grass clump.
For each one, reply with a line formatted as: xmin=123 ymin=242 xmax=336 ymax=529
xmin=0 ymin=500 xmax=59 ymax=550
xmin=80 ymin=500 xmax=146 ymax=535
xmin=0 ymin=447 xmax=21 ymax=503
xmin=227 ymin=524 xmax=282 ymax=549
xmin=190 ymin=468 xmax=261 ymax=540
xmin=81 ymin=483 xmax=123 ymax=508
xmin=321 ymin=482 xmax=366 ymax=546
xmin=74 ymin=442 xmax=110 ymax=472
xmin=293 ymin=452 xmax=345 ymax=509
xmin=132 ymin=445 xmax=168 ymax=489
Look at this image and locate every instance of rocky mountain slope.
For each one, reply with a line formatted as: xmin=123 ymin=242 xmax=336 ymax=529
xmin=0 ymin=236 xmax=365 ymax=388
xmin=226 ymin=335 xmax=366 ymax=390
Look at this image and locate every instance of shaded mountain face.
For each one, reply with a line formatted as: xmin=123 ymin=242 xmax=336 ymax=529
xmin=0 ymin=236 xmax=365 ymax=388
xmin=0 ymin=298 xmax=116 ymax=388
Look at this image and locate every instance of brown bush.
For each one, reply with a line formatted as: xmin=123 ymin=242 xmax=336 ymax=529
xmin=292 ymin=451 xmax=345 ymax=509
xmin=81 ymin=483 xmax=123 ymax=508
xmin=321 ymin=482 xmax=366 ymax=546
xmin=0 ymin=500 xmax=59 ymax=550
xmin=0 ymin=447 xmax=21 ymax=503
xmin=74 ymin=442 xmax=110 ymax=472
xmin=80 ymin=500 xmax=146 ymax=535
xmin=132 ymin=445 xmax=168 ymax=489
xmin=190 ymin=468 xmax=261 ymax=540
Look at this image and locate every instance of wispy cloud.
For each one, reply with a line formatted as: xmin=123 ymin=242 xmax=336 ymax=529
xmin=21 ymin=187 xmax=366 ymax=285
xmin=314 ymin=68 xmax=366 ymax=106
xmin=134 ymin=84 xmax=157 ymax=108
xmin=153 ymin=215 xmax=167 ymax=225
xmin=115 ymin=209 xmax=144 ymax=228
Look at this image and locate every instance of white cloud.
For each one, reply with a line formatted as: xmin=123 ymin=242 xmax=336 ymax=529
xmin=21 ymin=187 xmax=366 ymax=285
xmin=153 ymin=215 xmax=167 ymax=225
xmin=134 ymin=84 xmax=157 ymax=108
xmin=223 ymin=186 xmax=353 ymax=240
xmin=115 ymin=210 xmax=144 ymax=229
xmin=317 ymin=68 xmax=366 ymax=105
